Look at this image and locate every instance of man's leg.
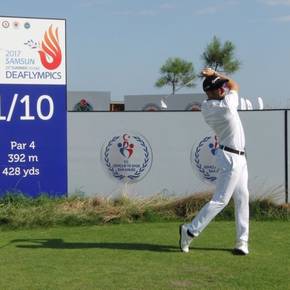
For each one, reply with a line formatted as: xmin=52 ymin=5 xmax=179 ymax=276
xmin=233 ymin=160 xmax=249 ymax=254
xmin=187 ymin=151 xmax=241 ymax=237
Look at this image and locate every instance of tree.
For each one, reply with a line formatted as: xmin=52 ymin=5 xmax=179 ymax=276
xmin=201 ymin=36 xmax=241 ymax=74
xmin=155 ymin=57 xmax=196 ymax=95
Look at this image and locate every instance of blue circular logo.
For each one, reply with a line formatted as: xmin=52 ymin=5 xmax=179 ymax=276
xmin=24 ymin=22 xmax=31 ymax=29
xmin=191 ymin=135 xmax=220 ymax=184
xmin=102 ymin=132 xmax=153 ymax=183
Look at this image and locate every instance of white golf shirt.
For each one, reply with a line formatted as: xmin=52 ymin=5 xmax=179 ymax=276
xmin=201 ymin=90 xmax=245 ymax=151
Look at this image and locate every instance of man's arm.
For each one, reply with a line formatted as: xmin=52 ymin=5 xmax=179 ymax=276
xmin=201 ymin=68 xmax=239 ymax=92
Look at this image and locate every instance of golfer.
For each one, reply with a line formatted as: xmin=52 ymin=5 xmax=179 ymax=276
xmin=179 ymin=68 xmax=249 ymax=255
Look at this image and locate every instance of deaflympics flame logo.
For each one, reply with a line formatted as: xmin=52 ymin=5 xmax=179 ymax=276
xmin=38 ymin=25 xmax=62 ymax=70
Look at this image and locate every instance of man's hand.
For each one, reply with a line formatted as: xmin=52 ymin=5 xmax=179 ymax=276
xmin=201 ymin=68 xmax=239 ymax=92
xmin=201 ymin=68 xmax=215 ymax=77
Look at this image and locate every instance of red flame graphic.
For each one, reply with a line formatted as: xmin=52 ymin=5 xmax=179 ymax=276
xmin=38 ymin=25 xmax=62 ymax=70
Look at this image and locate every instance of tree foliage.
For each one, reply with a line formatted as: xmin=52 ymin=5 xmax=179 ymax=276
xmin=201 ymin=36 xmax=241 ymax=74
xmin=155 ymin=57 xmax=196 ymax=94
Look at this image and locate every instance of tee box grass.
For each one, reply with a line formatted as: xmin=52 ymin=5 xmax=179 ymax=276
xmin=0 ymin=221 xmax=289 ymax=290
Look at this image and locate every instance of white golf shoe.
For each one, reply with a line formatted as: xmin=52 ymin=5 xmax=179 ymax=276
xmin=179 ymin=224 xmax=194 ymax=253
xmin=234 ymin=240 xmax=249 ymax=255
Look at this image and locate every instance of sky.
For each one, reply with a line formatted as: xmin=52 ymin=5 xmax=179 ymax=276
xmin=1 ymin=0 xmax=290 ymax=108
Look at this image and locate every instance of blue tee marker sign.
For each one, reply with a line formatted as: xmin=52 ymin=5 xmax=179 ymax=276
xmin=0 ymin=17 xmax=67 ymax=197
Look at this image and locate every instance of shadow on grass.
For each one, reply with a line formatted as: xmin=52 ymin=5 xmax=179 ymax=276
xmin=9 ymin=239 xmax=235 ymax=254
xmin=11 ymin=239 xmax=179 ymax=252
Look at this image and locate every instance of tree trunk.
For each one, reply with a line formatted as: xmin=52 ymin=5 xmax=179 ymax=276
xmin=172 ymin=82 xmax=175 ymax=95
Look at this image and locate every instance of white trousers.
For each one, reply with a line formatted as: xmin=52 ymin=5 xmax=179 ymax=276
xmin=188 ymin=149 xmax=249 ymax=243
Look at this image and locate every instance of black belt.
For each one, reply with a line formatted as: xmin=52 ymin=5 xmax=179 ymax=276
xmin=219 ymin=145 xmax=245 ymax=155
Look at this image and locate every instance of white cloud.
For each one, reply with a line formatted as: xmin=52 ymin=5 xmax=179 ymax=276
xmin=79 ymin=0 xmax=106 ymax=8
xmin=112 ymin=10 xmax=133 ymax=16
xmin=112 ymin=9 xmax=157 ymax=17
xmin=195 ymin=5 xmax=219 ymax=15
xmin=273 ymin=14 xmax=290 ymax=21
xmin=261 ymin=0 xmax=290 ymax=5
xmin=224 ymin=0 xmax=240 ymax=5
xmin=195 ymin=1 xmax=239 ymax=15
xmin=138 ymin=10 xmax=158 ymax=16
xmin=160 ymin=3 xmax=175 ymax=10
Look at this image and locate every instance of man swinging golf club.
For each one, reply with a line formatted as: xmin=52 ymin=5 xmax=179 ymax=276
xmin=179 ymin=68 xmax=250 ymax=255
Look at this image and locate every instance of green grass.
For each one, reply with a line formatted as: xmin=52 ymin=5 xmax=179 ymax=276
xmin=0 ymin=221 xmax=289 ymax=290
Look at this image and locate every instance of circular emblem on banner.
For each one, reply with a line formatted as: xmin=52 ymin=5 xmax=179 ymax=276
xmin=24 ymin=22 xmax=31 ymax=29
xmin=2 ymin=21 xmax=9 ymax=28
xmin=101 ymin=133 xmax=153 ymax=183
xmin=13 ymin=21 xmax=20 ymax=29
xmin=190 ymin=135 xmax=220 ymax=184
xmin=73 ymin=99 xmax=93 ymax=112
xmin=142 ymin=103 xmax=160 ymax=111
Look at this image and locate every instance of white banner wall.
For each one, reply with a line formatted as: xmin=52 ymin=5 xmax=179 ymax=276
xmin=287 ymin=111 xmax=290 ymax=204
xmin=68 ymin=111 xmax=286 ymax=204
xmin=244 ymin=111 xmax=285 ymax=204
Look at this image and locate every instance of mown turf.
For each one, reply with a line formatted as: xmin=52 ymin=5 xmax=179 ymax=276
xmin=0 ymin=221 xmax=289 ymax=290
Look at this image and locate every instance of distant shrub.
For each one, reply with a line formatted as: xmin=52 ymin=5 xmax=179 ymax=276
xmin=0 ymin=192 xmax=289 ymax=229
